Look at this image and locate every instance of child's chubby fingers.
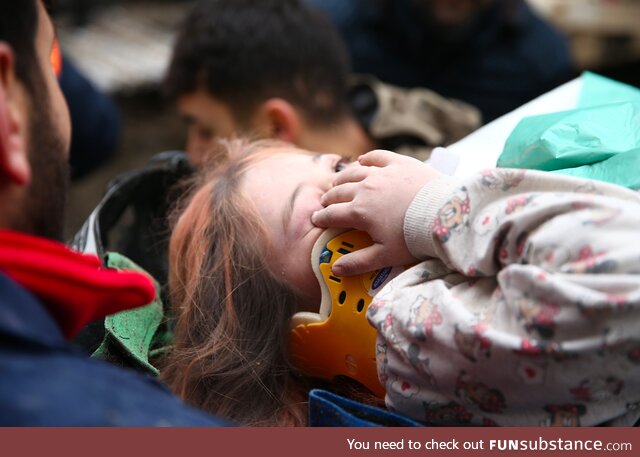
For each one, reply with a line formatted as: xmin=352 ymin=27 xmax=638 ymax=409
xmin=333 ymin=163 xmax=369 ymax=186
xmin=311 ymin=202 xmax=357 ymax=228
xmin=332 ymin=245 xmax=386 ymax=277
xmin=320 ymin=182 xmax=357 ymax=206
xmin=357 ymin=149 xmax=397 ymax=167
xmin=360 ymin=149 xmax=427 ymax=170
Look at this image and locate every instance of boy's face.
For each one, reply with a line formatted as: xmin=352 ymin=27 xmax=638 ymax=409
xmin=176 ymin=88 xmax=242 ymax=165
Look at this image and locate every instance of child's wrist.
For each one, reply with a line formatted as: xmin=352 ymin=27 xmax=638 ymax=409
xmin=403 ymin=175 xmax=459 ymax=259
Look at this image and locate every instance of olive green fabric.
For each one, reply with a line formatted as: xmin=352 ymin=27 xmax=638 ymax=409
xmin=92 ymin=252 xmax=169 ymax=375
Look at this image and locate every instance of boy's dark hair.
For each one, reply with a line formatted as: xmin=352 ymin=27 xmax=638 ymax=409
xmin=165 ymin=0 xmax=351 ymax=127
xmin=0 ymin=1 xmax=52 ymax=91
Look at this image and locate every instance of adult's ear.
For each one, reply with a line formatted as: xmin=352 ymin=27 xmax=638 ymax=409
xmin=257 ymin=98 xmax=301 ymax=144
xmin=0 ymin=42 xmax=30 ymax=187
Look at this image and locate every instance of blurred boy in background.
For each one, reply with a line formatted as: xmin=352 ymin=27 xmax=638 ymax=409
xmin=165 ymin=0 xmax=481 ymax=165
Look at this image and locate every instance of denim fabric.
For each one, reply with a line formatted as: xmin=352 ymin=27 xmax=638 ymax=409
xmin=308 ymin=389 xmax=423 ymax=427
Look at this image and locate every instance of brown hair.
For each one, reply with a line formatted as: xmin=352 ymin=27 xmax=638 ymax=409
xmin=162 ymin=140 xmax=308 ymax=426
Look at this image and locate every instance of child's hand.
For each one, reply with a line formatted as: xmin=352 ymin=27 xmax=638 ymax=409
xmin=312 ymin=150 xmax=441 ymax=276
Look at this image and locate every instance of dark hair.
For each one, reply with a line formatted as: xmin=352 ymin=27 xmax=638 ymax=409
xmin=165 ymin=0 xmax=351 ymax=127
xmin=0 ymin=1 xmax=52 ymax=91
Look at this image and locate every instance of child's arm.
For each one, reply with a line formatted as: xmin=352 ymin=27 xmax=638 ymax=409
xmin=373 ymin=165 xmax=640 ymax=426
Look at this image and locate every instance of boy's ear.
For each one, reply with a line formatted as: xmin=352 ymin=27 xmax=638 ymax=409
xmin=0 ymin=43 xmax=30 ymax=187
xmin=257 ymin=98 xmax=301 ymax=143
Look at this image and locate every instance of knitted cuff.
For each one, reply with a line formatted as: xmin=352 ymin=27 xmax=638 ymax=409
xmin=403 ymin=175 xmax=459 ymax=259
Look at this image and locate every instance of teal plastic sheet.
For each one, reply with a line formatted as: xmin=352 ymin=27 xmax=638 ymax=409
xmin=551 ymin=148 xmax=640 ymax=190
xmin=497 ymin=73 xmax=640 ymax=189
xmin=578 ymin=72 xmax=640 ymax=108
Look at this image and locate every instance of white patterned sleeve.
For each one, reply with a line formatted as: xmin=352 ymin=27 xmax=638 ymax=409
xmin=367 ymin=169 xmax=640 ymax=426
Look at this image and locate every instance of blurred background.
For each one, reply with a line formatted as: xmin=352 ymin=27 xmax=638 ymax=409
xmin=57 ymin=0 xmax=640 ymax=238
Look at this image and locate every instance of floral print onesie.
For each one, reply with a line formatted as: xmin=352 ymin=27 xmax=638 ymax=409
xmin=368 ymin=169 xmax=640 ymax=426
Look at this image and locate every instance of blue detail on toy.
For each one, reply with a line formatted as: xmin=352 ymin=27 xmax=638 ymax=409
xmin=372 ymin=267 xmax=392 ymax=291
xmin=319 ymin=246 xmax=333 ymax=265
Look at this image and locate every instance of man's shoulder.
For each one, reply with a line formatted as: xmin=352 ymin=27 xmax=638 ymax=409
xmin=0 ymin=333 xmax=227 ymax=426
xmin=493 ymin=2 xmax=572 ymax=81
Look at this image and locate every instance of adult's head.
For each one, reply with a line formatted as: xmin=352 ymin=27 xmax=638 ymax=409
xmin=165 ymin=0 xmax=369 ymax=164
xmin=0 ymin=0 xmax=71 ymax=241
xmin=164 ymin=140 xmax=350 ymax=425
xmin=411 ymin=0 xmax=496 ymax=40
xmin=413 ymin=0 xmax=495 ymax=27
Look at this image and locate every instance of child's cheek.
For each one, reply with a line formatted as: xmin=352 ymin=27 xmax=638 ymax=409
xmin=291 ymin=195 xmax=323 ymax=239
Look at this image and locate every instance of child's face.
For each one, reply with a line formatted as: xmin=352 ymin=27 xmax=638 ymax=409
xmin=241 ymin=148 xmax=349 ymax=310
